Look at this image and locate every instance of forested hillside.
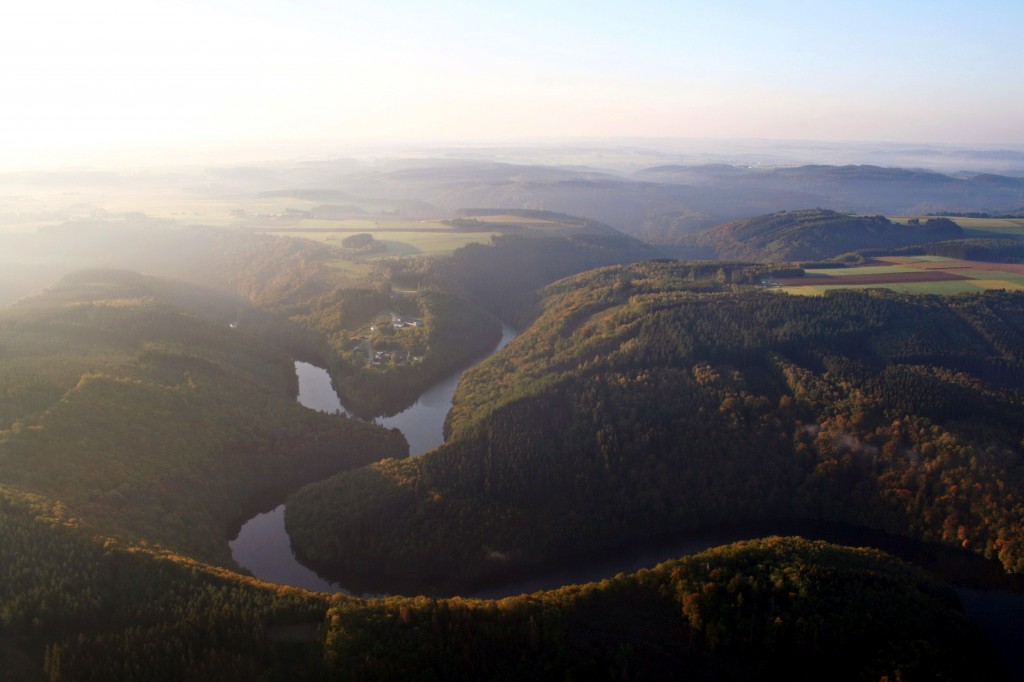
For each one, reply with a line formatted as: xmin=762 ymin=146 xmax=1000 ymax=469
xmin=1 ymin=225 xmax=1020 ymax=677
xmin=0 ymin=498 xmax=1005 ymax=681
xmin=0 ymin=269 xmax=407 ymax=565
xmin=287 ymin=261 xmax=1024 ymax=590
xmin=673 ymin=209 xmax=963 ymax=261
xmin=317 ymin=536 xmax=1003 ymax=681
xmin=380 ymin=228 xmax=661 ymax=325
xmin=311 ymin=160 xmax=1024 ymax=243
xmin=0 ymin=260 xmax=1016 ymax=679
xmin=2 ymin=216 xmax=659 ymax=416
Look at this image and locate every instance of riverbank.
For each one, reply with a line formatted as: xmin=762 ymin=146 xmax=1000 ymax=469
xmin=230 ymin=324 xmax=517 ymax=587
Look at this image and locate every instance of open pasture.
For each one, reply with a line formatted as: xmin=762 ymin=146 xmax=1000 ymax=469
xmin=262 ymin=225 xmax=503 ymax=256
xmin=777 ymin=256 xmax=1024 ymax=295
xmin=466 ymin=213 xmax=562 ymax=225
xmin=893 ymin=215 xmax=1024 ymax=237
xmin=948 ymin=217 xmax=1024 ymax=237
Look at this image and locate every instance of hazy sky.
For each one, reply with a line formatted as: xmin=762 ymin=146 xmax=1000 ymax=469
xmin=2 ymin=0 xmax=1022 ymax=168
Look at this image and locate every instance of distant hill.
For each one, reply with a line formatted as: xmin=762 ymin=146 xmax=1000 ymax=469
xmin=286 ymin=261 xmax=1024 ymax=592
xmin=341 ymin=160 xmax=1024 ymax=244
xmin=380 ymin=215 xmax=662 ymax=325
xmin=1 ymin=255 xmax=1017 ymax=679
xmin=0 ymin=269 xmax=405 ymax=566
xmin=5 ymin=155 xmax=1024 ymax=247
xmin=672 ymin=209 xmax=963 ymax=261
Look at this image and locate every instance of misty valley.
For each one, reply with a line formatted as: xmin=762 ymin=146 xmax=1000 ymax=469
xmin=2 ymin=147 xmax=1024 ymax=680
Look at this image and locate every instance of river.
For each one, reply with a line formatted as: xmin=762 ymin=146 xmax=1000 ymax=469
xmin=229 ymin=323 xmax=517 ymax=593
xmin=229 ymin=324 xmax=1023 ymax=676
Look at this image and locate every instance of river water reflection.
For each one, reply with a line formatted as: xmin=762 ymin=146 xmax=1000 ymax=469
xmin=229 ymin=325 xmax=1023 ymax=676
xmin=229 ymin=324 xmax=517 ymax=592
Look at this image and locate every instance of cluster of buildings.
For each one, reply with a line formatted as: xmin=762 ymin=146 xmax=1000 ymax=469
xmin=372 ymin=349 xmax=410 ymax=367
xmin=367 ymin=313 xmax=425 ymax=368
xmin=369 ymin=315 xmax=425 ymax=332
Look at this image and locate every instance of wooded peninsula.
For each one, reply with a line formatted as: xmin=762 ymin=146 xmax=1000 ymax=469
xmin=1 ymin=202 xmax=1022 ymax=679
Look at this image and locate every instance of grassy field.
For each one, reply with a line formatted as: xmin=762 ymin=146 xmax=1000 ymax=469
xmin=285 ymin=218 xmax=476 ymax=231
xmin=0 ymin=176 xmax=584 ymax=286
xmin=946 ymin=217 xmax=1024 ymax=232
xmin=779 ymin=256 xmax=1024 ymax=296
xmin=0 ymin=187 xmax=325 ymax=231
xmin=893 ymin=216 xmax=1024 ymax=237
xmin=783 ymin=280 xmax=1022 ymax=296
xmin=466 ymin=213 xmax=562 ymax=224
xmin=263 ymin=226 xmax=504 ymax=256
xmin=873 ymin=255 xmax=954 ymax=264
xmin=261 ymin=214 xmax=591 ymax=264
xmin=373 ymin=231 xmax=503 ymax=255
xmin=802 ymin=265 xmax=921 ymax=276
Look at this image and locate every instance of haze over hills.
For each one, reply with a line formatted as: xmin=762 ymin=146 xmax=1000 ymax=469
xmin=5 ymin=0 xmax=1024 ymax=674
xmin=1 ymin=200 xmax=1022 ymax=678
xmin=3 ymin=141 xmax=1024 ymax=679
xmin=285 ymin=261 xmax=1024 ymax=594
xmin=674 ymin=209 xmax=965 ymax=262
xmin=3 ymin=142 xmax=1024 ymax=253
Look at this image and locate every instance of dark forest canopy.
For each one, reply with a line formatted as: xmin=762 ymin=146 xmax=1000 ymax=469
xmin=671 ymin=209 xmax=964 ymax=261
xmin=856 ymin=237 xmax=1024 ymax=264
xmin=0 ymin=215 xmax=660 ymax=416
xmin=0 ymin=495 xmax=1006 ymax=681
xmin=4 ymin=156 xmax=1023 ymax=249
xmin=0 ymin=215 xmax=1021 ymax=678
xmin=0 ymin=269 xmax=407 ymax=565
xmin=379 ymin=231 xmax=661 ymax=327
xmin=287 ymin=261 xmax=1024 ymax=592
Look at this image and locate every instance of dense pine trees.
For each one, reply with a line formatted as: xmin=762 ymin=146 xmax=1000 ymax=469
xmin=288 ymin=262 xmax=1024 ymax=588
xmin=2 ymin=247 xmax=1020 ymax=678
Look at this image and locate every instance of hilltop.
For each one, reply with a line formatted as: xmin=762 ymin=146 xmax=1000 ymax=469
xmin=6 ymin=157 xmax=1021 ymax=250
xmin=672 ymin=208 xmax=963 ymax=261
xmin=287 ymin=260 xmax=1024 ymax=591
xmin=0 ymin=269 xmax=406 ymax=564
xmin=1 ymin=178 xmax=1021 ymax=677
xmin=0 ymin=258 xmax=1016 ymax=679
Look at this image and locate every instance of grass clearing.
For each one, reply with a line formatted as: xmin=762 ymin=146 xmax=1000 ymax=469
xmin=891 ymin=216 xmax=1024 ymax=238
xmin=804 ymin=265 xmax=920 ymax=277
xmin=947 ymin=217 xmax=1024 ymax=238
xmin=889 ymin=280 xmax=996 ymax=295
xmin=875 ymin=255 xmax=954 ymax=264
xmin=294 ymin=219 xmax=381 ymax=231
xmin=781 ymin=256 xmax=1024 ymax=296
xmin=779 ymin=286 xmax=830 ymax=296
xmin=961 ymin=226 xmax=1024 ymax=237
xmin=959 ymin=270 xmax=1024 ymax=281
xmin=288 ymin=219 xmax=457 ymax=231
xmin=946 ymin=217 xmax=1024 ymax=230
xmin=782 ymin=281 xmax=986 ymax=296
xmin=968 ymin=279 xmax=1024 ymax=291
xmin=261 ymin=228 xmax=500 ymax=255
xmin=467 ymin=214 xmax=562 ymax=225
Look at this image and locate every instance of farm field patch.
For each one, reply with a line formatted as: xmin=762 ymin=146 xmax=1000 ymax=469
xmin=777 ymin=256 xmax=1024 ymax=295
xmin=257 ymin=220 xmax=506 ymax=278
xmin=803 ymin=265 xmax=923 ymax=277
xmin=467 ymin=214 xmax=561 ymax=224
xmin=368 ymin=230 xmax=504 ymax=255
xmin=892 ymin=216 xmax=1024 ymax=237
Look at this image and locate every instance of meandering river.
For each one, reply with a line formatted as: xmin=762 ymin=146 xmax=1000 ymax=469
xmin=229 ymin=324 xmax=517 ymax=593
xmin=229 ymin=324 xmax=1023 ymax=676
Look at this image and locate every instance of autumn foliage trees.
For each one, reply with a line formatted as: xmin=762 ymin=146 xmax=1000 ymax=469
xmin=288 ymin=262 xmax=1024 ymax=588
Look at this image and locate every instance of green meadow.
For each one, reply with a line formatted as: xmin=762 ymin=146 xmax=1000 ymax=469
xmin=893 ymin=215 xmax=1024 ymax=237
xmin=783 ymin=256 xmax=1024 ymax=295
